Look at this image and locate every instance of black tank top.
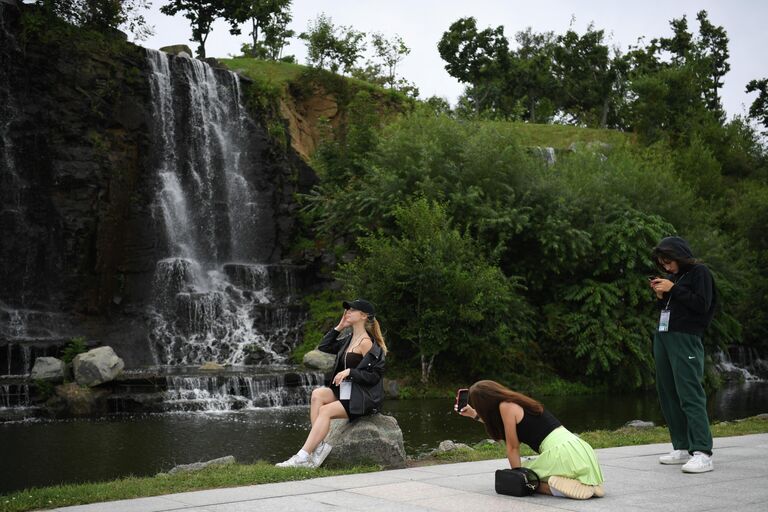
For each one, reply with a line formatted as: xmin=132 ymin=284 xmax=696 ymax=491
xmin=334 ymin=351 xmax=364 ymax=375
xmin=515 ymin=408 xmax=561 ymax=453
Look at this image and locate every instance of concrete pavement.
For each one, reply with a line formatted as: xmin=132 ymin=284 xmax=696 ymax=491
xmin=49 ymin=433 xmax=768 ymax=512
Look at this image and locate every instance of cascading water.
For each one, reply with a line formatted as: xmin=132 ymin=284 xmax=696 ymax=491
xmin=145 ymin=49 xmax=305 ymax=369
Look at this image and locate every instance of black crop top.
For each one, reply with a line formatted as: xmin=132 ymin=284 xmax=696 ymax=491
xmin=515 ymin=408 xmax=562 ymax=453
xmin=333 ymin=351 xmax=364 ymax=376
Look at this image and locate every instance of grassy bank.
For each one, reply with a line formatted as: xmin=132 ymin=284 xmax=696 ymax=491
xmin=3 ymin=415 xmax=766 ymax=512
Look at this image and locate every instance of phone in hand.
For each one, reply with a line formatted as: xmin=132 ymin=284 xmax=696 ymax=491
xmin=455 ymin=388 xmax=469 ymax=412
xmin=647 ymin=275 xmax=657 ymax=281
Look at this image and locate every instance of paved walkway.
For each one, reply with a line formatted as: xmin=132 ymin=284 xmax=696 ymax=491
xmin=50 ymin=433 xmax=768 ymax=512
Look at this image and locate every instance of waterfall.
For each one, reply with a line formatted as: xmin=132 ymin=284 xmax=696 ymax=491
xmin=145 ymin=50 xmax=304 ymax=366
xmin=713 ymin=349 xmax=764 ymax=382
xmin=162 ymin=372 xmax=324 ymax=411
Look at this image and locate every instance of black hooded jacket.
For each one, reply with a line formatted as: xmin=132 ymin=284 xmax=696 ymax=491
xmin=654 ymin=237 xmax=718 ymax=337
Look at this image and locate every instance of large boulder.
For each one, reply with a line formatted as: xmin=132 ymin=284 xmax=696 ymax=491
xmin=159 ymin=44 xmax=193 ymax=58
xmin=323 ymin=413 xmax=406 ymax=469
xmin=30 ymin=357 xmax=66 ymax=382
xmin=303 ymin=349 xmax=335 ymax=372
xmin=47 ymin=382 xmax=110 ymax=417
xmin=73 ymin=346 xmax=125 ymax=387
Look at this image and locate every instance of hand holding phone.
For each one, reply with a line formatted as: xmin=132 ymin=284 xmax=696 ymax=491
xmin=454 ymin=388 xmax=469 ymax=412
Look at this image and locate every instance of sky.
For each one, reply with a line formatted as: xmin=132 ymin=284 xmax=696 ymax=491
xmin=137 ymin=0 xmax=768 ymax=119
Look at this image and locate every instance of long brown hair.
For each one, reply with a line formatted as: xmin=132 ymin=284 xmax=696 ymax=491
xmin=365 ymin=317 xmax=388 ymax=355
xmin=469 ymin=380 xmax=544 ymax=441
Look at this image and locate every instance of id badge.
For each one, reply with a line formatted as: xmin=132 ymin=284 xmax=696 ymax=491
xmin=658 ymin=309 xmax=671 ymax=332
xmin=340 ymin=381 xmax=352 ymax=400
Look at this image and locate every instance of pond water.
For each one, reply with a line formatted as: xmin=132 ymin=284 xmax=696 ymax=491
xmin=1 ymin=381 xmax=766 ymax=494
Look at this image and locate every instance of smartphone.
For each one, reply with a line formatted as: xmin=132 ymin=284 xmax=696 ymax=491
xmin=647 ymin=275 xmax=657 ymax=281
xmin=455 ymin=388 xmax=469 ymax=412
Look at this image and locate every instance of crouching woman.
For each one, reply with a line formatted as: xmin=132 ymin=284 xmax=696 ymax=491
xmin=458 ymin=380 xmax=604 ymax=499
xmin=276 ymin=299 xmax=387 ymax=468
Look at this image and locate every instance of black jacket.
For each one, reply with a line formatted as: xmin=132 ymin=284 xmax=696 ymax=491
xmin=318 ymin=328 xmax=386 ymax=416
xmin=655 ymin=237 xmax=717 ymax=337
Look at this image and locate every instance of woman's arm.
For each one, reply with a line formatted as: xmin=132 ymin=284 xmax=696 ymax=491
xmin=500 ymin=402 xmax=523 ymax=469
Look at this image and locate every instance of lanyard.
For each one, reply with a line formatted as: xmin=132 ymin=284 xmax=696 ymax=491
xmin=664 ymin=271 xmax=688 ymax=309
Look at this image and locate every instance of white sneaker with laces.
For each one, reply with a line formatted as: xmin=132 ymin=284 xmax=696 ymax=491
xmin=681 ymin=451 xmax=713 ymax=473
xmin=312 ymin=441 xmax=333 ymax=467
xmin=275 ymin=453 xmax=315 ymax=468
xmin=659 ymin=449 xmax=691 ymax=465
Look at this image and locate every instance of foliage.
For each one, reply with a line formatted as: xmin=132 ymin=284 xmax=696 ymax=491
xmin=33 ymin=379 xmax=55 ymax=401
xmin=61 ymin=337 xmax=87 ymax=365
xmin=746 ymin=78 xmax=768 ymax=134
xmin=32 ymin=0 xmax=153 ymax=40
xmin=292 ymin=290 xmax=345 ymax=363
xmin=299 ymin=13 xmax=366 ymax=75
xmin=337 ymin=199 xmax=534 ymax=384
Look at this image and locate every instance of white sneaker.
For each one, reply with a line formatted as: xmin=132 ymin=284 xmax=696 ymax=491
xmin=312 ymin=441 xmax=333 ymax=467
xmin=681 ymin=452 xmax=713 ymax=473
xmin=659 ymin=449 xmax=691 ymax=465
xmin=275 ymin=453 xmax=315 ymax=468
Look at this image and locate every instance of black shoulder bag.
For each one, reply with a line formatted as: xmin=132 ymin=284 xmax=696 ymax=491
xmin=495 ymin=467 xmax=540 ymax=497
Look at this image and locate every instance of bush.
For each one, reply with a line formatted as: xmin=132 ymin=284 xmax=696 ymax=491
xmin=61 ymin=337 xmax=88 ymax=364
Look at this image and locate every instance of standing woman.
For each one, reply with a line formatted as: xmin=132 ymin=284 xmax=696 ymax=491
xmin=458 ymin=380 xmax=604 ymax=500
xmin=276 ymin=299 xmax=387 ymax=468
xmin=649 ymin=236 xmax=717 ymax=473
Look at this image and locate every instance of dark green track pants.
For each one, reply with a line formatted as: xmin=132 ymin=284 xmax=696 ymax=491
xmin=653 ymin=331 xmax=713 ymax=454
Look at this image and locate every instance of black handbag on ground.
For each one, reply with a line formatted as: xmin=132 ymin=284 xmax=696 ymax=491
xmin=494 ymin=467 xmax=540 ymax=497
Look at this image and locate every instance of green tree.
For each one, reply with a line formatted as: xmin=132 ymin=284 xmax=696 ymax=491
xmin=338 ymin=199 xmax=532 ymax=384
xmin=695 ymin=10 xmax=730 ymax=114
xmin=299 ymin=13 xmax=366 ymax=74
xmin=437 ymin=17 xmax=510 ymax=114
xmin=34 ymin=0 xmax=153 ymax=40
xmin=746 ymin=78 xmax=768 ymax=134
xmin=370 ymin=32 xmax=410 ymax=89
xmin=224 ymin=0 xmax=293 ymax=59
xmin=160 ymin=0 xmax=225 ymax=58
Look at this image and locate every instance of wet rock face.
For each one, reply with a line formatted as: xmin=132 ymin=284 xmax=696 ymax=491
xmin=0 ymin=4 xmax=316 ymax=370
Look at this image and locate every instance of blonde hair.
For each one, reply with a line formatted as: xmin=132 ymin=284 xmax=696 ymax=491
xmin=365 ymin=317 xmax=388 ymax=355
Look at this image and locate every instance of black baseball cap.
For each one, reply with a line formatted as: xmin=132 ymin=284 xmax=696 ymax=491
xmin=343 ymin=299 xmax=375 ymax=317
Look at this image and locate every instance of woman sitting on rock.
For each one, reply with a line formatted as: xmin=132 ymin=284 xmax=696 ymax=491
xmin=457 ymin=380 xmax=605 ymax=499
xmin=276 ymin=299 xmax=387 ymax=468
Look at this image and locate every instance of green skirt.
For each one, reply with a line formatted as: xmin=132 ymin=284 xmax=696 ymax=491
xmin=522 ymin=426 xmax=604 ymax=485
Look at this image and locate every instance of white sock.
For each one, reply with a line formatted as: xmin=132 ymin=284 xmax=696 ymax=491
xmin=296 ymin=449 xmax=310 ymax=461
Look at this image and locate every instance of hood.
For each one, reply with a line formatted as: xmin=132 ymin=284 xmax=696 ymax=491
xmin=655 ymin=236 xmax=695 ymax=260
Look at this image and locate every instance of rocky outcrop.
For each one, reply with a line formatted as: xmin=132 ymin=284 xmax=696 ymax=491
xmin=73 ymin=346 xmax=125 ymax=386
xmin=30 ymin=357 xmax=66 ymax=381
xmin=323 ymin=413 xmax=406 ymax=469
xmin=159 ymin=44 xmax=193 ymax=58
xmin=302 ymin=349 xmax=335 ymax=372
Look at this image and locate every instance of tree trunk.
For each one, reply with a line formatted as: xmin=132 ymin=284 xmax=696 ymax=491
xmin=251 ymin=17 xmax=258 ymax=58
xmin=600 ymin=95 xmax=610 ymax=128
xmin=420 ymin=354 xmax=435 ymax=384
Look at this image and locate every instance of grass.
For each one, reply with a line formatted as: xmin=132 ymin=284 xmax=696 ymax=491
xmin=0 ymin=463 xmax=378 ymax=512
xmin=3 ymin=415 xmax=766 ymax=512
xmin=219 ymin=58 xmax=307 ymax=87
xmin=487 ymin=120 xmax=632 ymax=150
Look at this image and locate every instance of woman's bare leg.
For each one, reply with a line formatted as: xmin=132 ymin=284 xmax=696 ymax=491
xmin=310 ymin=387 xmax=337 ymax=426
xmin=302 ymin=401 xmax=348 ymax=453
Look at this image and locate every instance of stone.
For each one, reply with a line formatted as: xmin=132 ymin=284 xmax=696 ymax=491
xmin=436 ymin=440 xmax=471 ymax=452
xmin=30 ymin=357 xmax=66 ymax=382
xmin=624 ymin=419 xmax=656 ymax=428
xmin=303 ymin=349 xmax=335 ymax=372
xmin=49 ymin=382 xmax=110 ymax=417
xmin=165 ymin=455 xmax=236 ymax=475
xmin=323 ymin=414 xmax=406 ymax=469
xmin=199 ymin=361 xmax=225 ymax=371
xmin=159 ymin=45 xmax=193 ymax=58
xmin=73 ymin=346 xmax=125 ymax=387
